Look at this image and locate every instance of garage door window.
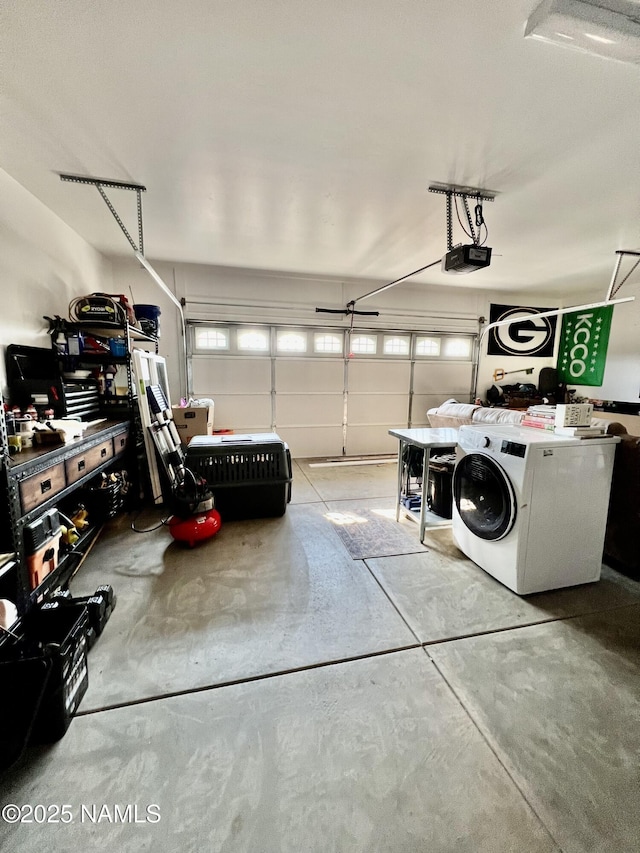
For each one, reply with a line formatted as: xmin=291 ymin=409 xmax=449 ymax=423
xmin=277 ymin=331 xmax=307 ymax=353
xmin=195 ymin=328 xmax=229 ymax=350
xmin=350 ymin=335 xmax=377 ymax=355
xmin=415 ymin=336 xmax=441 ymax=357
xmin=383 ymin=335 xmax=410 ymax=355
xmin=443 ymin=337 xmax=472 ymax=358
xmin=314 ymin=333 xmax=343 ymax=354
xmin=237 ymin=329 xmax=270 ymax=351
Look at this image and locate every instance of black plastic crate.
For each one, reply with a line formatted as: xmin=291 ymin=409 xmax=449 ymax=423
xmin=0 ymin=654 xmax=50 ymax=769
xmin=84 ymin=479 xmax=125 ymax=519
xmin=25 ymin=605 xmax=89 ymax=742
xmin=0 ymin=605 xmax=89 ymax=767
xmin=185 ymin=433 xmax=292 ymax=520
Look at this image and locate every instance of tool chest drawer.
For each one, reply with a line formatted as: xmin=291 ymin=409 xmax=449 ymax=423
xmin=112 ymin=429 xmax=129 ymax=457
xmin=19 ymin=463 xmax=67 ymax=514
xmin=65 ymin=440 xmax=114 ymax=486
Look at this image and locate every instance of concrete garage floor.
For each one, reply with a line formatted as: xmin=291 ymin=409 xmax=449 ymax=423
xmin=2 ymin=458 xmax=640 ymax=852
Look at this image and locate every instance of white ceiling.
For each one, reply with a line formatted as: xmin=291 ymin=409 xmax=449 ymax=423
xmin=3 ymin=0 xmax=640 ymax=295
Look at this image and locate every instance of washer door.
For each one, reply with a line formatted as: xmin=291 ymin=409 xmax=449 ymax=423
xmin=454 ymin=453 xmax=517 ymax=541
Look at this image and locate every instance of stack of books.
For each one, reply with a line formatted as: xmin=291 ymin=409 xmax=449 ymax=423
xmin=555 ymin=403 xmax=594 ymax=427
xmin=521 ymin=404 xmax=605 ymax=437
xmin=521 ymin=405 xmax=556 ymax=431
xmin=554 ymin=424 xmax=605 ymax=437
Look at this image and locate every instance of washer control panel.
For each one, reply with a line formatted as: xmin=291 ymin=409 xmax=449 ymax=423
xmin=501 ymin=440 xmax=526 ymax=458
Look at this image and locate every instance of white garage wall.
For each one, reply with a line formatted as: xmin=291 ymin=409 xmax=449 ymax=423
xmin=0 ymin=168 xmax=113 ymax=395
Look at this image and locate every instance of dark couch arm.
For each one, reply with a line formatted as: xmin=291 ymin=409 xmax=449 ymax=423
xmin=603 ymin=421 xmax=628 ymax=436
xmin=604 ymin=424 xmax=640 ymax=577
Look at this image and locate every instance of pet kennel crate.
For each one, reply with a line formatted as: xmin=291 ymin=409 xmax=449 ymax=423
xmin=185 ymin=433 xmax=292 ymax=520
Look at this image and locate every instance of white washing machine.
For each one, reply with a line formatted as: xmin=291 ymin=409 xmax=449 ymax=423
xmin=452 ymin=424 xmax=618 ymax=595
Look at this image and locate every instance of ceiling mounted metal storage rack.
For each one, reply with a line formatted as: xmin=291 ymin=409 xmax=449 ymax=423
xmin=4 ymin=420 xmax=129 ymax=615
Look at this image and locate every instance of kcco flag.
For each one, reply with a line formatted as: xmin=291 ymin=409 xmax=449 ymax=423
xmin=556 ymin=305 xmax=613 ymax=387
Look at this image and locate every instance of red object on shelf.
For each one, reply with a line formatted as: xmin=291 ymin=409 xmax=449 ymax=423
xmin=27 ymin=530 xmax=62 ymax=590
xmin=167 ymin=509 xmax=222 ymax=548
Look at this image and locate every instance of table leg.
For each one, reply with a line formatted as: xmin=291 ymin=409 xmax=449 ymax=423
xmin=419 ymin=446 xmax=428 ymax=544
xmin=395 ymin=440 xmax=404 ymax=522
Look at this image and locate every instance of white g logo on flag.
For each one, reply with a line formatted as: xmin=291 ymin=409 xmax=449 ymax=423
xmin=493 ymin=307 xmax=555 ymax=355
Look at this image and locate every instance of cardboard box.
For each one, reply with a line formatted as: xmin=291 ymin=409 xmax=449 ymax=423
xmin=171 ymin=405 xmax=214 ymax=443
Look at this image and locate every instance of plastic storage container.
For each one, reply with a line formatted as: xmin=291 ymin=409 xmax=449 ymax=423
xmin=133 ymin=304 xmax=161 ymax=338
xmin=108 ymin=336 xmax=127 ymax=357
xmin=426 ymin=452 xmax=456 ymax=519
xmin=26 ymin=605 xmax=89 ymax=742
xmin=0 ymin=605 xmax=89 ymax=767
xmin=185 ymin=433 xmax=292 ymax=520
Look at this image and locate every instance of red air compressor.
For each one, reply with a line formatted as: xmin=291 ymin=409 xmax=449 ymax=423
xmin=144 ymin=384 xmax=222 ymax=548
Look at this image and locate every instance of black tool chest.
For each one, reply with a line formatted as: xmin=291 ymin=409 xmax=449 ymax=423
xmin=0 ymin=406 xmax=128 ymax=768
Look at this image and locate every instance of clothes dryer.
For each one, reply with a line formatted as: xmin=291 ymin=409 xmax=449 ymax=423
xmin=452 ymin=424 xmax=618 ymax=594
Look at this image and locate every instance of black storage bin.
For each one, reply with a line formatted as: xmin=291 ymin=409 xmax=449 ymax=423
xmin=0 ymin=605 xmax=89 ymax=766
xmin=84 ymin=479 xmax=124 ymax=519
xmin=0 ymin=654 xmax=51 ymax=769
xmin=185 ymin=433 xmax=292 ymax=520
xmin=427 ymin=452 xmax=456 ymax=519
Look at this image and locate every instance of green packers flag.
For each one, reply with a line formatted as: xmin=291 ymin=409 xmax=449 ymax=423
xmin=556 ymin=305 xmax=613 ymax=386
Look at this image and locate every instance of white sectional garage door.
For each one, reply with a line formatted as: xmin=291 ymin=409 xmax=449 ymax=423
xmin=346 ymin=358 xmax=412 ymax=457
xmin=191 ymin=356 xmax=272 ymax=433
xmin=274 ymin=358 xmax=345 ymax=458
xmin=188 ymin=323 xmax=475 ymax=458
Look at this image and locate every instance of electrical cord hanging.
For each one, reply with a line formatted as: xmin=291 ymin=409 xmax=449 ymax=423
xmin=453 ymin=195 xmax=490 ymax=246
xmin=475 ymin=200 xmax=489 ymax=246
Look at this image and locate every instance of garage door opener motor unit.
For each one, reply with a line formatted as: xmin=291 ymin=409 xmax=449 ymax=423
xmin=442 ymin=244 xmax=492 ymax=274
xmin=429 ymin=182 xmax=494 ymax=275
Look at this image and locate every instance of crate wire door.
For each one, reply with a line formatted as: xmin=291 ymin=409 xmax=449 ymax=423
xmin=132 ymin=351 xmax=171 ymax=504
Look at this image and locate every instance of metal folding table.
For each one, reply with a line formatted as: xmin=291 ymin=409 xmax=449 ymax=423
xmin=388 ymin=428 xmax=459 ymax=543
